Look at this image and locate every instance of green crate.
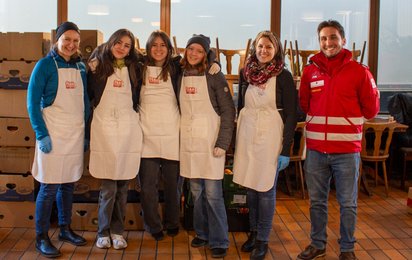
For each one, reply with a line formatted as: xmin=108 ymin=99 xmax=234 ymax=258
xmin=224 ymin=190 xmax=247 ymax=208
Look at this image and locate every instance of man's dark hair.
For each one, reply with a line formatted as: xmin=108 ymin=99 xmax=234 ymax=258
xmin=317 ymin=19 xmax=345 ymax=39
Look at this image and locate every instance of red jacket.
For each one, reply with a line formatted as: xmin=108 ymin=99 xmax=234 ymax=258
xmin=299 ymin=49 xmax=380 ymax=153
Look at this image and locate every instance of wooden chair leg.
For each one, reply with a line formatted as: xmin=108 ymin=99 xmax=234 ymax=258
xmin=298 ymin=161 xmax=305 ymax=199
xmin=382 ymin=161 xmax=389 ymax=197
xmin=374 ymin=162 xmax=379 ymax=187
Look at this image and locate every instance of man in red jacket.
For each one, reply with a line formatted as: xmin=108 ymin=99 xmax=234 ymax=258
xmin=297 ymin=20 xmax=380 ymax=260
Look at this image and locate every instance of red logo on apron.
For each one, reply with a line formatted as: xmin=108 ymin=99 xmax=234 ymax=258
xmin=65 ymin=81 xmax=76 ymax=89
xmin=113 ymin=80 xmax=123 ymax=88
xmin=148 ymin=77 xmax=160 ymax=84
xmin=185 ymin=86 xmax=197 ymax=94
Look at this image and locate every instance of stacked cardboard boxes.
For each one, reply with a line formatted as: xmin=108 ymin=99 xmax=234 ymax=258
xmin=0 ymin=32 xmax=48 ymax=228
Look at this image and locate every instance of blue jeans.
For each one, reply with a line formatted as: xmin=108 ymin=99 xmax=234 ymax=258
xmin=304 ymin=149 xmax=359 ymax=252
xmin=35 ymin=182 xmax=74 ymax=235
xmin=247 ymin=173 xmax=279 ymax=242
xmin=190 ymin=179 xmax=229 ymax=249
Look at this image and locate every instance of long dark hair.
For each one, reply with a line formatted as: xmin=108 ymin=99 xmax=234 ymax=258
xmin=143 ymin=30 xmax=175 ymax=85
xmin=88 ymin=28 xmax=142 ymax=87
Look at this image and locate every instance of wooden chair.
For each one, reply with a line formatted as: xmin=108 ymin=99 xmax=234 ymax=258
xmin=286 ymin=48 xmax=362 ymax=77
xmin=360 ymin=121 xmax=397 ymax=196
xmin=288 ymin=121 xmax=306 ymax=199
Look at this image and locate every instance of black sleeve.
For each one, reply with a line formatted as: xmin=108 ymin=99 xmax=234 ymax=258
xmin=277 ymin=69 xmax=298 ymax=156
xmin=237 ymin=68 xmax=248 ymax=116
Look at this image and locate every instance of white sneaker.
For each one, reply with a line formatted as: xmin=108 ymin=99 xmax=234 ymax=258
xmin=96 ymin=236 xmax=111 ymax=249
xmin=111 ymin=234 xmax=127 ymax=250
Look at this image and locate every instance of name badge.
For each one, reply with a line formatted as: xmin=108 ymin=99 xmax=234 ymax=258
xmin=310 ymin=80 xmax=324 ymax=88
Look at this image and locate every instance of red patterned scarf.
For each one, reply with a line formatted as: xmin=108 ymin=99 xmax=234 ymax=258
xmin=243 ymin=55 xmax=284 ymax=87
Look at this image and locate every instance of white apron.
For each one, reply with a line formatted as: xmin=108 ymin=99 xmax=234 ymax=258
xmin=140 ymin=66 xmax=180 ymax=160
xmin=233 ymin=77 xmax=283 ymax=192
xmin=32 ymin=59 xmax=85 ymax=184
xmin=179 ymin=75 xmax=225 ymax=180
xmin=89 ymin=67 xmax=143 ymax=180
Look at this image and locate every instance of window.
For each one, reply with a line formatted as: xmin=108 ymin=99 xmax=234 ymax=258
xmin=378 ymin=0 xmax=412 ymax=90
xmin=171 ymin=0 xmax=270 ymax=74
xmin=0 ymin=0 xmax=56 ymax=32
xmin=68 ymin=0 xmax=160 ymax=45
xmin=281 ymin=0 xmax=369 ymax=71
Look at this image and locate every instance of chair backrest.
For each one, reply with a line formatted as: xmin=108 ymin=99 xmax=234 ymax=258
xmin=286 ymin=49 xmax=362 ymax=76
xmin=290 ymin=121 xmax=306 ymax=160
xmin=361 ymin=121 xmax=397 ymax=158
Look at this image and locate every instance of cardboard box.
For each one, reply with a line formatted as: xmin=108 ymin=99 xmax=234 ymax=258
xmin=71 ymin=203 xmax=154 ymax=231
xmin=0 ymin=60 xmax=36 ymax=89
xmin=0 ymin=89 xmax=28 ymax=118
xmin=52 ymin=29 xmax=103 ymax=61
xmin=0 ymin=117 xmax=36 ymax=147
xmin=0 ymin=201 xmax=35 ymax=227
xmin=0 ymin=173 xmax=37 ymax=201
xmin=0 ymin=32 xmax=50 ymax=61
xmin=0 ymin=147 xmax=35 ymax=174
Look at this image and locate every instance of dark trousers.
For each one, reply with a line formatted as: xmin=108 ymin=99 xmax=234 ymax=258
xmin=139 ymin=158 xmax=180 ymax=233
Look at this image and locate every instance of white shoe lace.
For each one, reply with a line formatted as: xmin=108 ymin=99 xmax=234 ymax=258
xmin=96 ymin=236 xmax=111 ymax=249
xmin=111 ymin=234 xmax=127 ymax=249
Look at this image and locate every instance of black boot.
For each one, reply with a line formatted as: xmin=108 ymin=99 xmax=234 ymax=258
xmin=58 ymin=225 xmax=87 ymax=246
xmin=250 ymin=240 xmax=268 ymax=260
xmin=36 ymin=233 xmax=61 ymax=258
xmin=241 ymin=231 xmax=257 ymax=252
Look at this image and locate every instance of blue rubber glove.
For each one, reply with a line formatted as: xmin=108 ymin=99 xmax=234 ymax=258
xmin=277 ymin=155 xmax=290 ymax=172
xmin=84 ymin=139 xmax=90 ymax=152
xmin=38 ymin=136 xmax=52 ymax=153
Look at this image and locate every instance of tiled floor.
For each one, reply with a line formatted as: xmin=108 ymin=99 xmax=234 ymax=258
xmin=0 ymin=184 xmax=411 ymax=259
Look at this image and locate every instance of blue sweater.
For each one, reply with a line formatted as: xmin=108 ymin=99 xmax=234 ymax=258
xmin=27 ymin=50 xmax=90 ymax=140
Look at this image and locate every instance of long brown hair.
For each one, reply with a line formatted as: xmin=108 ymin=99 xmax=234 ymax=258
xmin=143 ymin=30 xmax=175 ymax=85
xmin=88 ymin=28 xmax=142 ymax=87
xmin=248 ymin=30 xmax=285 ymax=65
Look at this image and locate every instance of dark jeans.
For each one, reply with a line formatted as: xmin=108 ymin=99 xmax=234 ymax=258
xmin=35 ymin=182 xmax=74 ymax=235
xmin=139 ymin=158 xmax=180 ymax=234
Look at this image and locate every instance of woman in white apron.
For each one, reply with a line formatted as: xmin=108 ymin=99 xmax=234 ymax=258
xmin=179 ymin=35 xmax=235 ymax=259
xmin=233 ymin=31 xmax=297 ymax=259
xmin=87 ymin=29 xmax=143 ymax=250
xmin=27 ymin=22 xmax=89 ymax=258
xmin=138 ymin=30 xmax=221 ymax=241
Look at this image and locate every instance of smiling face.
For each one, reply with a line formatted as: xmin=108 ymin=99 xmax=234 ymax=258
xmin=150 ymin=36 xmax=168 ymax=66
xmin=186 ymin=43 xmax=206 ymax=66
xmin=111 ymin=35 xmax=132 ymax=60
xmin=319 ymin=26 xmax=346 ymax=58
xmin=256 ymin=36 xmax=276 ymax=65
xmin=57 ymin=30 xmax=80 ymax=61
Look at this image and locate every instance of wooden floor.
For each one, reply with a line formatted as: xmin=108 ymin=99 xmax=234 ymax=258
xmin=0 ymin=184 xmax=411 ymax=260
